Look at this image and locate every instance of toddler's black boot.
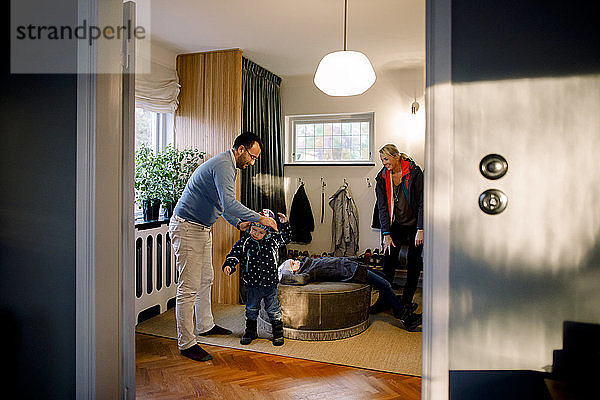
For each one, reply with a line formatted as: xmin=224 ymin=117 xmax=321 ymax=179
xmin=240 ymin=319 xmax=258 ymax=345
xmin=271 ymin=319 xmax=284 ymax=346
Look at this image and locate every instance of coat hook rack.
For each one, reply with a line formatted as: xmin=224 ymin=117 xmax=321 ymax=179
xmin=298 ymin=177 xmax=305 ymax=186
xmin=321 ymin=177 xmax=327 ymax=188
xmin=366 ymin=177 xmax=372 ymax=188
xmin=343 ymin=178 xmax=349 ymax=188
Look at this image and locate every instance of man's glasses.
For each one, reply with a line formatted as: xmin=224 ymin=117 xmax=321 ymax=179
xmin=244 ymin=147 xmax=259 ymax=161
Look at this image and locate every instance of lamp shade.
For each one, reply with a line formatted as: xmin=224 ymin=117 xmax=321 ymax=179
xmin=314 ymin=50 xmax=376 ymax=96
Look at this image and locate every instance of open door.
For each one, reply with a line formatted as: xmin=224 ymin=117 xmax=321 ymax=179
xmin=121 ymin=2 xmax=136 ymax=399
xmin=424 ymin=1 xmax=600 ymax=399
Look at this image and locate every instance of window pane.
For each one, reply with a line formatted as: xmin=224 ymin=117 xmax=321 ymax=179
xmin=306 ymin=124 xmax=314 ymax=136
xmin=315 ymin=124 xmax=324 ymax=136
xmin=333 ymin=136 xmax=342 ymax=148
xmin=296 ymin=137 xmax=305 ymax=148
xmin=342 ymin=148 xmax=351 ymax=160
xmin=315 ymin=136 xmax=323 ymax=148
xmin=361 ymin=122 xmax=369 ymax=134
xmin=290 ymin=113 xmax=373 ymax=164
xmin=305 ymin=137 xmax=314 ymax=149
xmin=361 ymin=135 xmax=369 ymax=148
xmin=135 ymin=107 xmax=155 ymax=151
xmin=332 ymin=123 xmax=341 ymax=135
xmin=342 ymin=123 xmax=351 ymax=135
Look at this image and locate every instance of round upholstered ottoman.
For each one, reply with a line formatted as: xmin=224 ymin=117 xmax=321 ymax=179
xmin=258 ymin=282 xmax=371 ymax=341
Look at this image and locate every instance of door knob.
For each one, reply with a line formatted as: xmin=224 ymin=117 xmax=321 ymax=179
xmin=480 ymin=154 xmax=508 ymax=180
xmin=479 ymin=189 xmax=508 ymax=215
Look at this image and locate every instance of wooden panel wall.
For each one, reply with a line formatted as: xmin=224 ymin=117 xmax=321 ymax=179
xmin=175 ymin=49 xmax=242 ymax=304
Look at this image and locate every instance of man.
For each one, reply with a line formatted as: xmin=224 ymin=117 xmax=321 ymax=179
xmin=168 ymin=132 xmax=278 ymax=362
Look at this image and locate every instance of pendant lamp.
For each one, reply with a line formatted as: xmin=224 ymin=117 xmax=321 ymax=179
xmin=314 ymin=0 xmax=376 ymax=96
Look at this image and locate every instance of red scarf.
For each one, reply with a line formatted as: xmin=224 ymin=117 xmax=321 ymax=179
xmin=382 ymin=159 xmax=411 ymax=224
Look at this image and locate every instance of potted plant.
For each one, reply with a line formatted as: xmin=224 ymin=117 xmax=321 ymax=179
xmin=157 ymin=144 xmax=204 ymax=218
xmin=135 ymin=144 xmax=162 ymax=221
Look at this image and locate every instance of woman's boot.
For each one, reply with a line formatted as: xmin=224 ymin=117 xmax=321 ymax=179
xmin=240 ymin=319 xmax=258 ymax=345
xmin=271 ymin=319 xmax=284 ymax=346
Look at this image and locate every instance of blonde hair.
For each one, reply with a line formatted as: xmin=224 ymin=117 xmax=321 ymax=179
xmin=379 ymin=144 xmax=411 ymax=161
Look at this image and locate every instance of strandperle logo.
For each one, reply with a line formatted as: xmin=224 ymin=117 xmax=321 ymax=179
xmin=15 ymin=19 xmax=146 ymax=46
xmin=11 ymin=0 xmax=152 ymax=74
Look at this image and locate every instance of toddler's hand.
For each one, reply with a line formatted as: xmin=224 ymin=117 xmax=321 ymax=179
xmin=224 ymin=266 xmax=232 ymax=276
xmin=277 ymin=213 xmax=287 ymax=223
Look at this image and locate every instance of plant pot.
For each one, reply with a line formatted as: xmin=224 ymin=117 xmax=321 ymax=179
xmin=142 ymin=199 xmax=161 ymax=221
xmin=162 ymin=202 xmax=174 ymax=219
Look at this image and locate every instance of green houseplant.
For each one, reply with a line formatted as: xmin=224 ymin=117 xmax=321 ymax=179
xmin=157 ymin=144 xmax=204 ymax=218
xmin=135 ymin=144 xmax=162 ymax=221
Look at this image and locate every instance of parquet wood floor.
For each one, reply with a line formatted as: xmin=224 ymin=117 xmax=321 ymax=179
xmin=136 ymin=333 xmax=421 ymax=399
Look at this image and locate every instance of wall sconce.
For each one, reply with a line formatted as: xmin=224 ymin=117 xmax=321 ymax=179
xmin=411 ymin=100 xmax=420 ymax=114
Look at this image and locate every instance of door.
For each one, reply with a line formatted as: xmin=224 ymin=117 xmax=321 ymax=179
xmin=424 ymin=0 xmax=600 ymax=398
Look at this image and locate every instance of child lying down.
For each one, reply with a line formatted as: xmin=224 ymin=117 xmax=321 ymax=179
xmin=278 ymin=256 xmax=421 ymax=332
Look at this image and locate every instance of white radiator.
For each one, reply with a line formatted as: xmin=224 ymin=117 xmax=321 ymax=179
xmin=135 ymin=223 xmax=177 ymax=323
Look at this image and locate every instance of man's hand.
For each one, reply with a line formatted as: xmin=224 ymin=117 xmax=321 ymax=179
xmin=238 ymin=221 xmax=252 ymax=231
xmin=415 ymin=229 xmax=424 ymax=247
xmin=259 ymin=215 xmax=278 ymax=231
xmin=383 ymin=234 xmax=395 ymax=255
xmin=277 ymin=213 xmax=287 ymax=223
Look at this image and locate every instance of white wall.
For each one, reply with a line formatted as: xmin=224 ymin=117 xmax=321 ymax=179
xmin=281 ymin=67 xmax=425 ymax=254
xmin=136 ymin=37 xmax=180 ymax=73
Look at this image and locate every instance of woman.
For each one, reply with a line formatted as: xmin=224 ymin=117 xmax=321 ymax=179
xmin=373 ymin=144 xmax=423 ymax=325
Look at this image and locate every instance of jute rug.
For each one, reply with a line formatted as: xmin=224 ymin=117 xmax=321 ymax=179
xmin=136 ymin=304 xmax=422 ymax=376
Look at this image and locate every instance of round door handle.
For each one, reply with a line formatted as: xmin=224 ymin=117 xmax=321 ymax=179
xmin=479 ymin=189 xmax=508 ymax=215
xmin=480 ymin=154 xmax=508 ymax=180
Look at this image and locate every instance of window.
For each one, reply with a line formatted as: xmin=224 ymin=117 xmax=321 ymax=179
xmin=135 ymin=107 xmax=174 ymax=153
xmin=288 ymin=112 xmax=374 ymax=164
xmin=134 ymin=107 xmax=174 ymax=216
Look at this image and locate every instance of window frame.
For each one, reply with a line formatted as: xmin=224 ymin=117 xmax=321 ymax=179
xmin=287 ymin=112 xmax=375 ymax=166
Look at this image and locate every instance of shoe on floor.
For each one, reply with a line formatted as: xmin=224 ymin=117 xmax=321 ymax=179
xmin=271 ymin=319 xmax=284 ymax=346
xmin=401 ymin=313 xmax=422 ymax=332
xmin=199 ymin=325 xmax=232 ymax=336
xmin=180 ymin=344 xmax=213 ymax=362
xmin=240 ymin=319 xmax=258 ymax=345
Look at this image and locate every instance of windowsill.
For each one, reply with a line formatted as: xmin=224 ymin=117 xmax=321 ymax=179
xmin=134 ymin=215 xmax=170 ymax=230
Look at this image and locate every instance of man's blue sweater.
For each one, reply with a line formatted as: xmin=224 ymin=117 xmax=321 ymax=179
xmin=173 ymin=150 xmax=260 ymax=227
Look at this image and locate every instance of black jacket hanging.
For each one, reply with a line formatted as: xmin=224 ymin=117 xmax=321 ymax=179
xmin=289 ymin=184 xmax=314 ymax=243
